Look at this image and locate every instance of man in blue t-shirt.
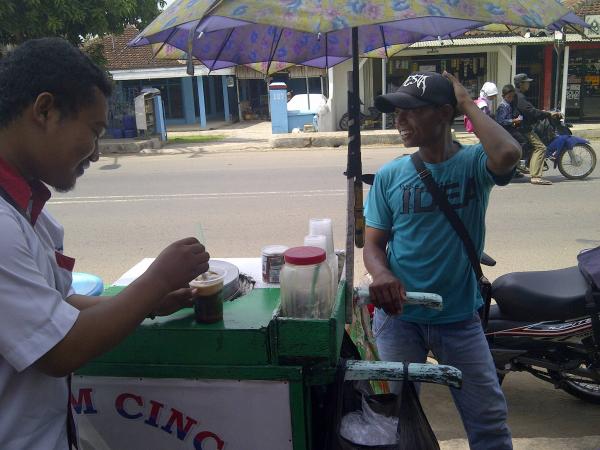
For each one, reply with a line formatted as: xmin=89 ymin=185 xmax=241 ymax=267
xmin=364 ymin=71 xmax=521 ymax=450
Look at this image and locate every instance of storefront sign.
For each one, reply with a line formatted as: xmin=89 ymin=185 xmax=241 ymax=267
xmin=584 ymin=15 xmax=600 ymax=37
xmin=72 ymin=376 xmax=293 ymax=450
xmin=585 ymin=75 xmax=600 ymax=86
xmin=419 ymin=64 xmax=436 ymax=73
xmin=566 ymin=84 xmax=581 ymax=108
xmin=567 ymin=84 xmax=581 ymax=101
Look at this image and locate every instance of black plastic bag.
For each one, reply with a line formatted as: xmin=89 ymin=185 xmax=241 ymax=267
xmin=337 ymin=361 xmax=439 ymax=450
xmin=578 ymin=246 xmax=600 ymax=289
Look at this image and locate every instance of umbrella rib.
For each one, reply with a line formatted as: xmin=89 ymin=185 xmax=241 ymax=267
xmin=210 ymin=28 xmax=235 ymax=72
xmin=379 ymin=25 xmax=389 ymax=59
xmin=150 ymin=27 xmax=178 ymax=59
xmin=325 ymin=32 xmax=329 ymax=70
xmin=266 ymin=28 xmax=284 ymax=76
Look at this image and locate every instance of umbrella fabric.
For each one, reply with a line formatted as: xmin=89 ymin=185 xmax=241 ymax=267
xmin=151 ymin=42 xmax=298 ymax=75
xmin=135 ymin=20 xmax=472 ymax=73
xmin=139 ymin=0 xmax=585 ymax=39
xmin=132 ymin=1 xmax=586 ymax=74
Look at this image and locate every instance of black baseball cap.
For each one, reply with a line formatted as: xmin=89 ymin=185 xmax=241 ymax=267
xmin=375 ymin=72 xmax=457 ymax=113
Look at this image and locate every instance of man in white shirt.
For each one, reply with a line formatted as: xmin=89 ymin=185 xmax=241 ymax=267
xmin=0 ymin=38 xmax=210 ymax=449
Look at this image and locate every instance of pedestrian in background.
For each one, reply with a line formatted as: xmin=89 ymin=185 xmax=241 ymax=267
xmin=464 ymin=81 xmax=498 ymax=132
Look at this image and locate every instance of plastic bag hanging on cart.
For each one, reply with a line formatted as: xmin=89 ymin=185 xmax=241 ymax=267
xmin=337 ymin=362 xmax=440 ymax=450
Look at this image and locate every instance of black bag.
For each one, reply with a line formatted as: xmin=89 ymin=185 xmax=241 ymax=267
xmin=578 ymin=246 xmax=600 ymax=289
xmin=532 ymin=117 xmax=558 ymax=146
xmin=410 ymin=153 xmax=492 ymax=327
xmin=336 ymin=361 xmax=439 ymax=450
xmin=577 ymin=246 xmax=600 ymax=351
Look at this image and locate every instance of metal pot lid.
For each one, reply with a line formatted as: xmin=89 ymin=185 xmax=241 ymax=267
xmin=208 ymin=259 xmax=240 ymax=301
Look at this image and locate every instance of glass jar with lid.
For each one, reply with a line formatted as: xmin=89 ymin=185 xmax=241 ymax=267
xmin=279 ymin=246 xmax=333 ymax=319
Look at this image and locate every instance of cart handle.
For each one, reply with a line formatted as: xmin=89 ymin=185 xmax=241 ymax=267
xmin=353 ymin=287 xmax=443 ymax=310
xmin=344 ymin=360 xmax=462 ymax=389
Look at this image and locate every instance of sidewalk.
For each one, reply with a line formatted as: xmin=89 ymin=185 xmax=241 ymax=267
xmin=99 ymin=120 xmax=600 ymax=154
xmin=440 ymin=436 xmax=600 ymax=449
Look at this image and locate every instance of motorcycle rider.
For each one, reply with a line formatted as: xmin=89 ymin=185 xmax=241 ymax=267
xmin=513 ymin=73 xmax=561 ymax=185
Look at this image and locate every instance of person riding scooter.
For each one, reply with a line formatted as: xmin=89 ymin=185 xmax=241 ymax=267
xmin=514 ymin=73 xmax=561 ymax=185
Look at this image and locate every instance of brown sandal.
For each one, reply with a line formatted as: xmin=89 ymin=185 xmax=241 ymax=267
xmin=530 ymin=177 xmax=552 ymax=185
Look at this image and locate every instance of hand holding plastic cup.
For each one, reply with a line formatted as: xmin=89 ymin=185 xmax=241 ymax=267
xmin=189 ymin=267 xmax=225 ymax=323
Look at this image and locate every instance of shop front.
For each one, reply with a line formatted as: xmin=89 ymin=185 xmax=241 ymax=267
xmin=386 ymin=52 xmax=489 ymax=99
xmin=566 ymin=45 xmax=600 ymax=121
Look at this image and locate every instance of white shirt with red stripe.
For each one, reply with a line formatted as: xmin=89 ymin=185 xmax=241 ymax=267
xmin=0 ymin=157 xmax=79 ymax=450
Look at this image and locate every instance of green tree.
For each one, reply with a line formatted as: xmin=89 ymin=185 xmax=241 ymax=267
xmin=0 ymin=0 xmax=166 ymax=45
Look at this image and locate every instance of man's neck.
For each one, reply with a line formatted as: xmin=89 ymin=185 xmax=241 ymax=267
xmin=417 ymin=132 xmax=458 ymax=164
xmin=0 ymin=125 xmax=32 ymax=181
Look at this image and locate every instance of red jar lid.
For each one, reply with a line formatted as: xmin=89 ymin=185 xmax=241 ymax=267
xmin=284 ymin=246 xmax=326 ymax=265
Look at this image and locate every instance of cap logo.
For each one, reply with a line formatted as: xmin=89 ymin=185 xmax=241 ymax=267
xmin=403 ymin=74 xmax=429 ymax=95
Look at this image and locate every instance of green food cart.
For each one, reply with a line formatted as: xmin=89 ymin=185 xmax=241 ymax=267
xmin=73 ymin=258 xmax=460 ymax=450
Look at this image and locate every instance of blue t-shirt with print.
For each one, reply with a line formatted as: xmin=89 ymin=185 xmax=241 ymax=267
xmin=365 ymin=143 xmax=510 ymax=324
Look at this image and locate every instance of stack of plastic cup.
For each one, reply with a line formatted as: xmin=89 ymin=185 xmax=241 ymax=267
xmin=309 ymin=218 xmax=334 ymax=257
xmin=304 ymin=234 xmax=328 ymax=253
xmin=308 ymin=218 xmax=339 ymax=296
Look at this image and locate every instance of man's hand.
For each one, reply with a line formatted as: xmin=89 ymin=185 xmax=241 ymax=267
xmin=442 ymin=71 xmax=472 ymax=114
xmin=144 ymin=237 xmax=210 ymax=294
xmin=152 ymin=287 xmax=197 ymax=317
xmin=369 ymin=272 xmax=407 ymax=315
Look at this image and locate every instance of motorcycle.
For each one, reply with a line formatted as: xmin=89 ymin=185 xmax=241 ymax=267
xmin=339 ymin=100 xmax=395 ymax=131
xmin=484 ymin=254 xmax=600 ymax=403
xmin=354 ymin=252 xmax=600 ymax=404
xmin=518 ymin=116 xmax=597 ymax=180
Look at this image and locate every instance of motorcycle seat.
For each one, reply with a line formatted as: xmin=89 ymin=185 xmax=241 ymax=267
xmin=492 ymin=266 xmax=589 ymax=321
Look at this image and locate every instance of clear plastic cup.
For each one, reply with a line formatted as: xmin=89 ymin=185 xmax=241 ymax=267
xmin=189 ymin=268 xmax=226 ymax=323
xmin=309 ymin=218 xmax=334 ymax=256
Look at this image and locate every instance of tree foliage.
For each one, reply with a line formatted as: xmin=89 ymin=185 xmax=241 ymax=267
xmin=0 ymin=0 xmax=166 ymax=45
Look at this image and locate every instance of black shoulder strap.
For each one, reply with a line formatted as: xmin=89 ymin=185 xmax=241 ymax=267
xmin=410 ymin=152 xmax=484 ymax=282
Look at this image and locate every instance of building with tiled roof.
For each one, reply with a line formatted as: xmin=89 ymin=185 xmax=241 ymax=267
xmin=101 ymin=25 xmax=182 ymax=71
xmin=101 ymin=25 xmax=243 ymax=134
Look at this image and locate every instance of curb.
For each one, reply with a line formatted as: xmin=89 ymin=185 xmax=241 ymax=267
xmin=99 ymin=137 xmax=163 ymax=155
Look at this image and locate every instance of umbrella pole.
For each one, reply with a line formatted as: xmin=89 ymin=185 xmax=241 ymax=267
xmin=345 ymin=26 xmax=364 ymax=323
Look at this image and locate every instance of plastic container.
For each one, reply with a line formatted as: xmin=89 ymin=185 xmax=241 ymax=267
xmin=308 ymin=218 xmax=338 ymax=284
xmin=261 ymin=245 xmax=288 ymax=284
xmin=280 ymin=246 xmax=333 ymax=319
xmin=304 ymin=234 xmax=338 ymax=293
xmin=122 ymin=115 xmax=136 ymax=130
xmin=189 ymin=268 xmax=226 ymax=323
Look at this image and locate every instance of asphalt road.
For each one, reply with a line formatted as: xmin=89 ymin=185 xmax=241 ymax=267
xmin=46 ymin=145 xmax=600 ymax=447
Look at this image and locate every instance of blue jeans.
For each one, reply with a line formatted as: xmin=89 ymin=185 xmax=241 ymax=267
xmin=373 ymin=310 xmax=512 ymax=450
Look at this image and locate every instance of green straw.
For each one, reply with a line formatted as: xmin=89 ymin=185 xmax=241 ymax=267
xmin=196 ymin=224 xmax=208 ymax=280
xmin=309 ymin=264 xmax=321 ymax=318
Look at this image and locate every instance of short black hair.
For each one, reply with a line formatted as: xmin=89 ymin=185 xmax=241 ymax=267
xmin=0 ymin=37 xmax=113 ymax=128
xmin=502 ymin=84 xmax=515 ymax=96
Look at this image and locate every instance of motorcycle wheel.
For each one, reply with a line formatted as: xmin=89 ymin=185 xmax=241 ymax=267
xmin=557 ymin=144 xmax=597 ymax=180
xmin=549 ymin=362 xmax=600 ymax=404
xmin=339 ymin=113 xmax=349 ymax=131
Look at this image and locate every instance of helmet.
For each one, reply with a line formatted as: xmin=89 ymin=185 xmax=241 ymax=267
xmin=480 ymin=82 xmax=498 ymax=98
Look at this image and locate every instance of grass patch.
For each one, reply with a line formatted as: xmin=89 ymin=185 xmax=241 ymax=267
xmin=168 ymin=134 xmax=226 ymax=144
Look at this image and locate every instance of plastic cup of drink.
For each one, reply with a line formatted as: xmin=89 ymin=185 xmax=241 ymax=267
xmin=189 ymin=268 xmax=226 ymax=323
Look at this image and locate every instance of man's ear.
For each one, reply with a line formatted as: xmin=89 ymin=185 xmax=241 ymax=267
xmin=439 ymin=104 xmax=456 ymax=123
xmin=31 ymin=92 xmax=59 ymax=127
